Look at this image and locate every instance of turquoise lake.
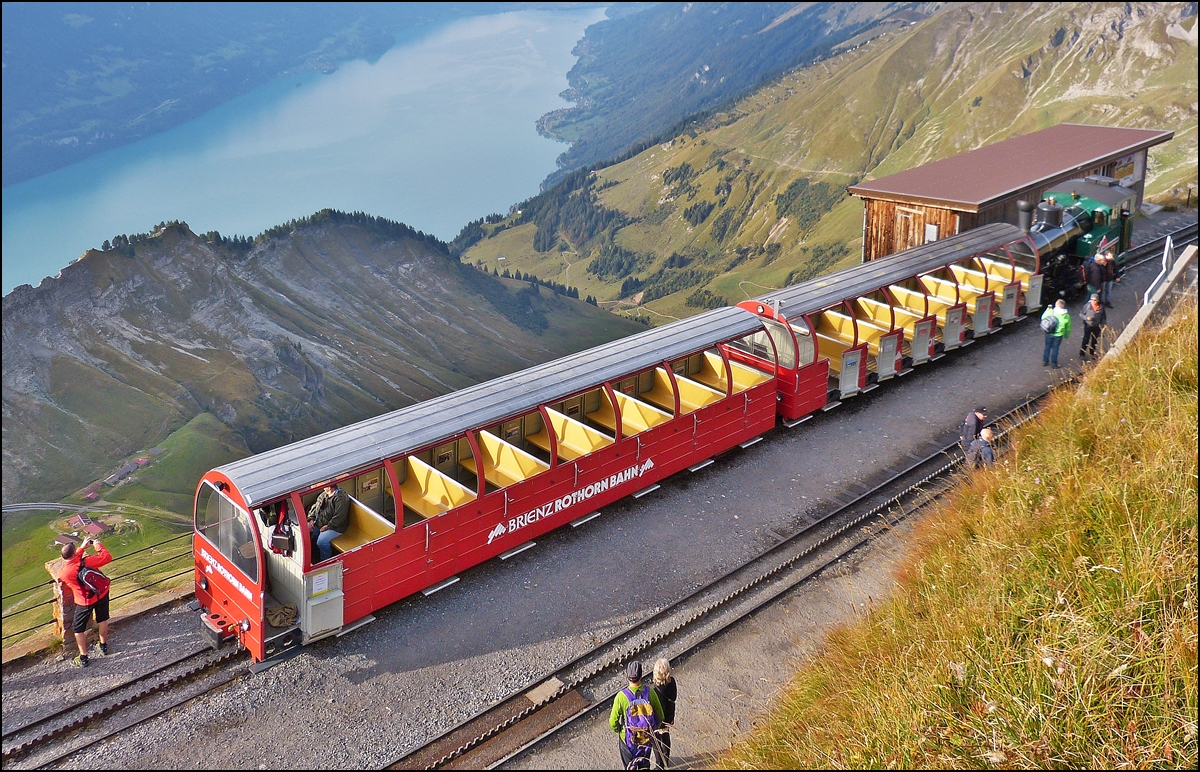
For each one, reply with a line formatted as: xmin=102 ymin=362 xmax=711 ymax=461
xmin=1 ymin=8 xmax=604 ymax=294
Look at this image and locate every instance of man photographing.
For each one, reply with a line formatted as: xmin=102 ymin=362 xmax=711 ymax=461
xmin=58 ymin=536 xmax=114 ymax=668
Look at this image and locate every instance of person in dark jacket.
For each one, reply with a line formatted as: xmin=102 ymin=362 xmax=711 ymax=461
xmin=1100 ymin=252 xmax=1118 ymax=307
xmin=58 ymin=538 xmax=113 ymax=667
xmin=966 ymin=427 xmax=996 ymax=468
xmin=1079 ymin=293 xmax=1107 ymax=360
xmin=1084 ymin=256 xmax=1105 ymax=299
xmin=307 ymin=483 xmax=350 ymax=562
xmin=652 ymin=658 xmax=677 ymax=768
xmin=960 ymin=406 xmax=988 ymax=451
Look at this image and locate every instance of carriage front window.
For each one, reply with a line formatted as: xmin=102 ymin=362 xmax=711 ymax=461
xmin=196 ymin=482 xmax=259 ymax=583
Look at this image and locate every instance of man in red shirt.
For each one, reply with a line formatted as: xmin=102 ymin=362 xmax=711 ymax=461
xmin=58 ymin=537 xmax=113 ymax=667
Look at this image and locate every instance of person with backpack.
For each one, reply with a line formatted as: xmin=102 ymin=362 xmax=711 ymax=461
xmin=610 ymin=661 xmax=664 ymax=770
xmin=58 ymin=537 xmax=113 ymax=668
xmin=1041 ymin=299 xmax=1071 ymax=368
xmin=965 ymin=427 xmax=996 ymax=469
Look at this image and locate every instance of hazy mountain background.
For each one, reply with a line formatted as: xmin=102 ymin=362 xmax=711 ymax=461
xmin=2 ymin=213 xmax=642 ymax=505
xmin=464 ymin=1 xmax=1198 ymax=321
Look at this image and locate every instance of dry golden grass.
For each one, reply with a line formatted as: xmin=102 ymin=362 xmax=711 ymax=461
xmin=722 ymin=299 xmax=1198 ymax=769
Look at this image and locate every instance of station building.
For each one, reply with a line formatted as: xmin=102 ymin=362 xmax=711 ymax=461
xmin=849 ymin=123 xmax=1175 ymax=261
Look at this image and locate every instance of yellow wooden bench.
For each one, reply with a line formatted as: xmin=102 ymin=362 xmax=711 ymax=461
xmin=331 ymin=496 xmax=395 ymax=553
xmin=727 ymin=357 xmax=772 ymax=390
xmin=692 ymin=352 xmax=730 ymax=394
xmin=461 ymin=430 xmax=549 ymax=489
xmin=923 ymin=274 xmax=990 ymax=316
xmin=399 ymin=456 xmax=476 ymax=519
xmin=642 ymin=367 xmax=724 ymax=415
xmin=892 ymin=284 xmax=960 ymax=333
xmin=950 ymin=264 xmax=1007 ymax=295
xmin=527 ymin=407 xmax=613 ymax=461
xmin=590 ymin=391 xmax=672 ymax=435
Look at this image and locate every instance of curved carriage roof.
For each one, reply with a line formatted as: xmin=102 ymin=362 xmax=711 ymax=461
xmin=758 ymin=223 xmax=1030 ymax=320
xmin=217 ymin=306 xmax=766 ymax=506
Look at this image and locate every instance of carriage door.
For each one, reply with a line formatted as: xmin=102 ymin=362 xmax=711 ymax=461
xmin=911 ymin=318 xmax=935 ymax=363
xmin=999 ymin=282 xmax=1020 ymax=323
xmin=302 ymin=562 xmax=344 ymax=642
xmin=943 ymin=307 xmax=965 ymax=348
xmin=839 ymin=349 xmax=862 ymax=396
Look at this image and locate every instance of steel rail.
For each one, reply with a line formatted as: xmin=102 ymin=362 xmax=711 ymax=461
xmin=1 ymin=646 xmax=245 ymax=765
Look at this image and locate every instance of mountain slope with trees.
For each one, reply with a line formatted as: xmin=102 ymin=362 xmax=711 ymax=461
xmin=2 ymin=212 xmax=642 ymax=504
xmin=464 ymin=1 xmax=1197 ymax=322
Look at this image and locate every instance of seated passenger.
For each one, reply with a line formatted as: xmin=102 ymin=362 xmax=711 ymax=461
xmin=307 ymin=483 xmax=350 ymax=562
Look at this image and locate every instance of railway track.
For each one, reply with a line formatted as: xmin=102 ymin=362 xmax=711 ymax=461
xmin=386 ymin=385 xmax=1057 ymax=771
xmin=1 ymin=645 xmax=247 ymax=769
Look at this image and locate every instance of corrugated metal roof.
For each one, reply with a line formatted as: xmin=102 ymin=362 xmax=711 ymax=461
xmin=218 ymin=306 xmax=766 ymax=505
xmin=848 ymin=124 xmax=1173 ymax=211
xmin=758 ymin=223 xmax=1028 ymax=320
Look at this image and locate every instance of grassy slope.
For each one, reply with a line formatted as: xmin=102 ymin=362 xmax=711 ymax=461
xmin=465 ymin=3 xmax=1198 ymax=321
xmin=723 ymin=301 xmax=1198 ymax=769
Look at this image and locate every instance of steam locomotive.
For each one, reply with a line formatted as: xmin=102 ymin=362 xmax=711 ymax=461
xmin=1018 ymin=175 xmax=1137 ymax=298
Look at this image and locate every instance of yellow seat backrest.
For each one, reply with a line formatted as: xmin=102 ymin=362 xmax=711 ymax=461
xmin=727 ymin=359 xmax=772 ymax=390
xmin=642 ymin=368 xmax=679 ymax=414
xmin=613 ymin=391 xmax=672 ymax=433
xmin=695 ymin=352 xmax=730 ymax=393
xmin=545 ymin=407 xmax=612 ymax=458
xmin=400 ymin=456 xmax=475 ymax=519
xmin=674 ymin=373 xmax=722 ymax=412
xmin=888 ymin=285 xmax=929 ymax=315
xmin=332 ymin=497 xmax=394 ymax=552
xmin=854 ymin=298 xmax=893 ymax=328
xmin=921 ymin=274 xmax=961 ymax=301
xmin=478 ymin=430 xmax=548 ymax=484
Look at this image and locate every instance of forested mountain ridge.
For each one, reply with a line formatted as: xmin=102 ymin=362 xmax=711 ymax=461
xmin=464 ymin=1 xmax=1198 ymax=322
xmin=538 ymin=1 xmax=933 ymax=184
xmin=2 ymin=212 xmax=643 ymax=504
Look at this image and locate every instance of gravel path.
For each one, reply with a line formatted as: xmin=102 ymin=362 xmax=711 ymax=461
xmin=3 ymin=210 xmax=1192 ymax=770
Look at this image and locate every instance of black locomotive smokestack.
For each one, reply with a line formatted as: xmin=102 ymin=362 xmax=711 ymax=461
xmin=1036 ymin=197 xmax=1063 ymax=229
xmin=1017 ymin=199 xmax=1035 ymax=232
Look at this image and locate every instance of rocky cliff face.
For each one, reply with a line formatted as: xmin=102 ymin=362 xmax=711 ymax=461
xmin=2 ymin=214 xmax=641 ymax=503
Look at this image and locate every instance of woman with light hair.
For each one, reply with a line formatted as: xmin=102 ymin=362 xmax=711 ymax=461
xmin=651 ymin=658 xmax=677 ymax=768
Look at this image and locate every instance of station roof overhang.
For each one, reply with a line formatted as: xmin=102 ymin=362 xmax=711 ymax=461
xmin=847 ymin=124 xmax=1174 ymax=213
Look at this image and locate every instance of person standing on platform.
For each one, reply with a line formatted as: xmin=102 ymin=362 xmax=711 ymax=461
xmin=1041 ymin=299 xmax=1072 ymax=368
xmin=1079 ymin=293 xmax=1107 ymax=361
xmin=610 ymin=661 xmax=663 ymax=770
xmin=1083 ymin=254 xmax=1105 ymax=299
xmin=652 ymin=658 xmax=678 ymax=768
xmin=960 ymin=406 xmax=988 ymax=451
xmin=58 ymin=537 xmax=113 ymax=668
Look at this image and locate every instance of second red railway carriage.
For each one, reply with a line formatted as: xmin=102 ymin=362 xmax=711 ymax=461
xmin=193 ymin=223 xmax=1042 ymax=662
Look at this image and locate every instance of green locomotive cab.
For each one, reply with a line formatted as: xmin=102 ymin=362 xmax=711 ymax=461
xmin=1043 ymin=176 xmax=1136 ymax=263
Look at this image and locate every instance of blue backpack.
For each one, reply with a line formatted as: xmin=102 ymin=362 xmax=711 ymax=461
xmin=622 ymin=685 xmax=659 ymax=761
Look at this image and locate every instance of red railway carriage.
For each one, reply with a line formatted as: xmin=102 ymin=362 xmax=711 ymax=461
xmin=193 ymin=307 xmax=784 ymax=662
xmin=738 ymin=223 xmax=1042 ymax=419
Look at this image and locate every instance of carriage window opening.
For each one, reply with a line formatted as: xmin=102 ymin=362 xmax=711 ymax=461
xmin=195 ymin=482 xmax=260 ymax=584
xmin=727 ymin=329 xmax=777 ymax=367
xmin=761 ymin=319 xmax=797 ymax=370
xmin=789 ymin=324 xmax=815 ymax=367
